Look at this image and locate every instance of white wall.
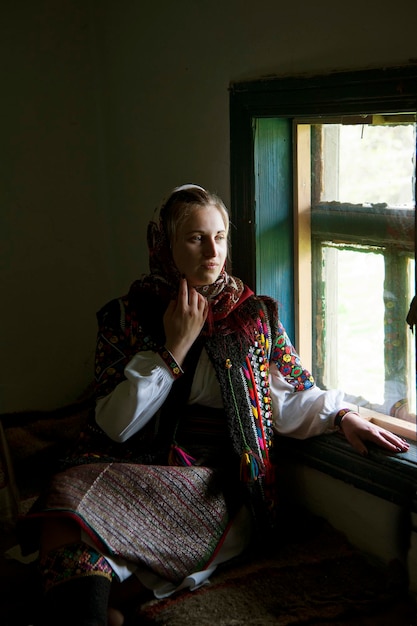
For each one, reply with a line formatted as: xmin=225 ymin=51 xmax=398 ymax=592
xmin=2 ymin=0 xmax=417 ymax=411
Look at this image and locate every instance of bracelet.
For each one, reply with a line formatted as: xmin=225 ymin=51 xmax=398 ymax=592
xmin=157 ymin=347 xmax=184 ymax=379
xmin=334 ymin=408 xmax=352 ymax=429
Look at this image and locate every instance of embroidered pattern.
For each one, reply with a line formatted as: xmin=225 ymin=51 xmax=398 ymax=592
xmin=94 ymin=296 xmax=159 ymax=397
xmin=41 ymin=542 xmax=113 ymax=592
xmin=272 ymin=321 xmax=315 ymax=391
xmin=157 ymin=347 xmax=183 ymax=379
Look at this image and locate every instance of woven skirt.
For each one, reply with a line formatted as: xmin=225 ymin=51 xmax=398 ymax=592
xmin=36 ymin=462 xmax=232 ymax=584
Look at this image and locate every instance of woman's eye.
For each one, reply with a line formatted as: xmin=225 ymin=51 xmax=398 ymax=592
xmin=189 ymin=233 xmax=225 ymax=243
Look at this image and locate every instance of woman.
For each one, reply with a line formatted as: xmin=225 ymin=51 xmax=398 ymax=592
xmin=23 ymin=184 xmax=409 ymax=626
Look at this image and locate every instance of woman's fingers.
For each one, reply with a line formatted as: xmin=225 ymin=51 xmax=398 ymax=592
xmin=177 ymin=276 xmax=188 ymax=308
xmin=177 ymin=278 xmax=208 ymax=320
xmin=163 ymin=279 xmax=208 ymax=362
xmin=341 ymin=413 xmax=410 ymax=455
xmin=377 ymin=428 xmax=409 ymax=451
xmin=187 ymin=283 xmax=209 ymax=318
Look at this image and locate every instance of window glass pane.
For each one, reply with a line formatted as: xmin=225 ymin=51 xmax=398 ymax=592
xmin=321 ymin=245 xmax=416 ymax=416
xmin=313 ymin=119 xmax=416 ymax=423
xmin=319 ymin=123 xmax=416 ymax=207
xmin=322 ymin=247 xmax=385 ymax=404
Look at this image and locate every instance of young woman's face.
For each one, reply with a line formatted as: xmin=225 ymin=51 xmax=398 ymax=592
xmin=171 ymin=204 xmax=228 ymax=287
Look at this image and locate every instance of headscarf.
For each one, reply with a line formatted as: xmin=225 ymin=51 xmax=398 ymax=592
xmin=129 ymin=184 xmax=254 ymax=335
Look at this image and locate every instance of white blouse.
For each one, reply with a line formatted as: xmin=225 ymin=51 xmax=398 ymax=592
xmin=96 ymin=348 xmax=345 ymax=443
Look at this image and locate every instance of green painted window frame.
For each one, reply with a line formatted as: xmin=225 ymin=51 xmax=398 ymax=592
xmin=229 ymin=65 xmax=417 ymax=507
xmin=230 ymin=65 xmax=417 ymax=341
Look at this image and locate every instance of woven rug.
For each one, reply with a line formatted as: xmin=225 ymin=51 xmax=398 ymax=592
xmin=137 ymin=515 xmax=416 ymax=626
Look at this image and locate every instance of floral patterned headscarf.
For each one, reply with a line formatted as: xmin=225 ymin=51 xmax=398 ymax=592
xmin=130 ymin=184 xmax=253 ymax=332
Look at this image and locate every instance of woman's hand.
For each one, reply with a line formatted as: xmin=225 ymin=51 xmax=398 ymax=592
xmin=163 ymin=278 xmax=208 ymax=365
xmin=339 ymin=411 xmax=410 ymax=456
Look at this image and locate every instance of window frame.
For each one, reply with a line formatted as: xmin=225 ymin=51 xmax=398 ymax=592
xmin=296 ymin=118 xmax=416 ymax=440
xmin=229 ymin=65 xmax=417 ymax=446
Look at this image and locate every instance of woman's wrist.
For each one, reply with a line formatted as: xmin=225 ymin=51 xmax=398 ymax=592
xmin=334 ymin=408 xmax=359 ymax=430
xmin=156 ymin=346 xmax=184 ymax=379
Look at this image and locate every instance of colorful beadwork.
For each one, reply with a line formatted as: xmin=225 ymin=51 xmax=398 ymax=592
xmin=157 ymin=347 xmax=184 ymax=379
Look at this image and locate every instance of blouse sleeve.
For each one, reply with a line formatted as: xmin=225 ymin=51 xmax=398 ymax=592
xmin=270 ymin=321 xmax=344 ymax=437
xmin=95 ymin=351 xmax=176 ymax=443
xmin=93 ymin=297 xmax=177 ymax=443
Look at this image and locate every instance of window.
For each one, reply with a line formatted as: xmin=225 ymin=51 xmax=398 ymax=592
xmin=230 ymin=66 xmax=417 ymax=442
xmin=298 ymin=117 xmax=416 ymax=432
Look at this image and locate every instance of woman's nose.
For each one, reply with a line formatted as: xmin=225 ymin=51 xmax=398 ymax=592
xmin=203 ymin=238 xmax=216 ymax=257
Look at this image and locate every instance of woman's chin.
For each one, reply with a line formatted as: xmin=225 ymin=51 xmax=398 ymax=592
xmin=188 ymin=272 xmax=219 ymax=288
